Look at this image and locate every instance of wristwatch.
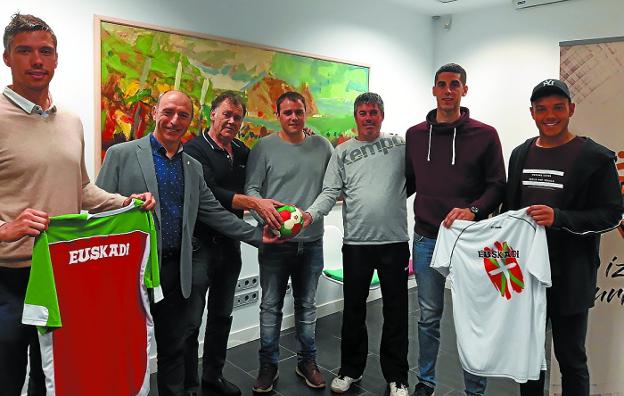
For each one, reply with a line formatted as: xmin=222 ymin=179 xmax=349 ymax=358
xmin=469 ymin=206 xmax=479 ymax=217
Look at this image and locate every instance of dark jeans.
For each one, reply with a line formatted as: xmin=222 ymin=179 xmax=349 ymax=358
xmin=0 ymin=266 xmax=45 ymax=396
xmin=152 ymin=252 xmax=191 ymax=396
xmin=340 ymin=243 xmax=410 ymax=385
xmin=258 ymin=239 xmax=323 ymax=364
xmin=520 ymin=309 xmax=589 ymax=396
xmin=184 ymin=236 xmax=242 ymax=392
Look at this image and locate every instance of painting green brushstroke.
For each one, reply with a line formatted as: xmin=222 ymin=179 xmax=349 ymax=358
xmin=270 ymin=53 xmax=368 ymax=115
xmin=99 ymin=20 xmax=369 ymax=160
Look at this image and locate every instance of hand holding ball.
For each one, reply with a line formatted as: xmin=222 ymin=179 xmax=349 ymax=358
xmin=273 ymin=205 xmax=304 ymax=238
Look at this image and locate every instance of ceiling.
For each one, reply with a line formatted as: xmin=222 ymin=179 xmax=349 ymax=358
xmin=387 ymin=0 xmax=512 ymax=15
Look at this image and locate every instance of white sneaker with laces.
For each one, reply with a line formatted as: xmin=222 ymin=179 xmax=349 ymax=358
xmin=388 ymin=382 xmax=410 ymax=396
xmin=330 ymin=375 xmax=362 ymax=393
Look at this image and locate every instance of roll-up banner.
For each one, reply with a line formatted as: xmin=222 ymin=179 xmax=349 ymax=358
xmin=553 ymin=37 xmax=624 ymax=396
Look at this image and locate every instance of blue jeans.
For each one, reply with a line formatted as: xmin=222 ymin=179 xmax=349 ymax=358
xmin=258 ymin=239 xmax=323 ymax=364
xmin=413 ymin=232 xmax=487 ymax=396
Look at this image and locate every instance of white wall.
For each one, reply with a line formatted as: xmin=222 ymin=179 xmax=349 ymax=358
xmin=0 ymin=0 xmax=430 ymax=348
xmin=432 ymin=0 xmax=624 ymax=162
xmin=0 ymin=0 xmax=434 ymax=173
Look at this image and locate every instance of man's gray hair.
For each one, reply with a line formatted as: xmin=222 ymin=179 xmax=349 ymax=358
xmin=354 ymin=92 xmax=384 ymax=116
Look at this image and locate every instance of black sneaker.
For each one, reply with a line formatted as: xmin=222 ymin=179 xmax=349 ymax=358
xmin=253 ymin=363 xmax=279 ymax=393
xmin=412 ymin=382 xmax=435 ymax=396
xmin=202 ymin=375 xmax=242 ymax=396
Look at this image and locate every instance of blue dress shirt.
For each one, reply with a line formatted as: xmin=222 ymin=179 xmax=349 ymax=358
xmin=150 ymin=134 xmax=185 ymax=253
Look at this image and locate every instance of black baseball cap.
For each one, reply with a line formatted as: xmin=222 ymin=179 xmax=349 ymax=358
xmin=530 ymin=79 xmax=572 ymax=102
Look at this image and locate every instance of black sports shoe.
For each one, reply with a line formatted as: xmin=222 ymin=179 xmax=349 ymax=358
xmin=412 ymin=382 xmax=435 ymax=396
xmin=202 ymin=375 xmax=241 ymax=396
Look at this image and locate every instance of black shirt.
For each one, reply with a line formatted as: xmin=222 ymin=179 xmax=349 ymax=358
xmin=184 ymin=130 xmax=250 ymax=237
xmin=520 ymin=136 xmax=584 ymax=208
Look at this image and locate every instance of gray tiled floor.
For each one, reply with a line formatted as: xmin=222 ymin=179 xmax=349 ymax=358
xmin=150 ymin=287 xmax=549 ymax=395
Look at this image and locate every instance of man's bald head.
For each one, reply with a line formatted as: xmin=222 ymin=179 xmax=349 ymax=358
xmin=156 ymin=90 xmax=194 ymax=118
xmin=152 ymin=90 xmax=194 ymax=151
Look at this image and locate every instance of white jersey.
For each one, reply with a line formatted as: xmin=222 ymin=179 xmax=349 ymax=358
xmin=431 ymin=208 xmax=551 ymax=383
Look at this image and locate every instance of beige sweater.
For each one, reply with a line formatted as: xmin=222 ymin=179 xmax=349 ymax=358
xmin=0 ymin=93 xmax=125 ymax=268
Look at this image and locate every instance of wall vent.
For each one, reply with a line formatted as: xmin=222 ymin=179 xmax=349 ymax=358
xmin=513 ymin=0 xmax=569 ymax=9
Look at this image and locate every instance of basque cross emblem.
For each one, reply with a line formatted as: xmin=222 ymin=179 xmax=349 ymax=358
xmin=482 ymin=241 xmax=525 ymax=300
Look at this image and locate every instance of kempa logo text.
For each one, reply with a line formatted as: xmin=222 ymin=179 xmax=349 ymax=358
xmin=343 ymin=135 xmax=405 ymax=165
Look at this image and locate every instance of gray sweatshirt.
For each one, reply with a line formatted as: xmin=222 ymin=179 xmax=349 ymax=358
xmin=245 ymin=133 xmax=333 ymax=242
xmin=307 ymin=133 xmax=409 ymax=245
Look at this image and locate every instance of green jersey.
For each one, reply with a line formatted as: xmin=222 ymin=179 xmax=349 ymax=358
xmin=22 ymin=201 xmax=160 ymax=396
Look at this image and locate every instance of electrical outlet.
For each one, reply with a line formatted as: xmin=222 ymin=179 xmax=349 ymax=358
xmin=233 ymin=290 xmax=259 ymax=309
xmin=235 ymin=275 xmax=259 ymax=292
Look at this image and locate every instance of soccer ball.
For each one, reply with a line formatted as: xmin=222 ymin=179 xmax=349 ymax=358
xmin=274 ymin=205 xmax=304 ymax=238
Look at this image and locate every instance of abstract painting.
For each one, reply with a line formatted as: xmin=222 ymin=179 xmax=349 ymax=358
xmin=96 ymin=17 xmax=369 ymax=165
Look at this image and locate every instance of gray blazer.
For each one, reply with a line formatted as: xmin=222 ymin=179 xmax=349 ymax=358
xmin=96 ymin=134 xmax=261 ymax=298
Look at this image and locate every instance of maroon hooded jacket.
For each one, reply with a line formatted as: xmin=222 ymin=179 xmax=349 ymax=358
xmin=406 ymin=107 xmax=506 ymax=238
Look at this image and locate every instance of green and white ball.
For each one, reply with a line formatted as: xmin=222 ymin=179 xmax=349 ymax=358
xmin=274 ymin=205 xmax=304 ymax=238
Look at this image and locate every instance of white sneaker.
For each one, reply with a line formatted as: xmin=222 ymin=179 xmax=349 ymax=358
xmin=330 ymin=374 xmax=362 ymax=393
xmin=388 ymin=382 xmax=410 ymax=396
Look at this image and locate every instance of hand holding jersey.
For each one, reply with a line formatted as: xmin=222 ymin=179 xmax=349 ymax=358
xmin=122 ymin=192 xmax=156 ymax=211
xmin=526 ymin=205 xmax=555 ymax=227
xmin=0 ymin=208 xmax=50 ymax=241
xmin=442 ymin=207 xmax=476 ymax=228
xmin=0 ymin=197 xmax=154 ymax=243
